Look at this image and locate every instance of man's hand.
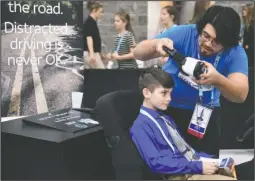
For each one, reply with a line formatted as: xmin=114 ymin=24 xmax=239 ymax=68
xmin=202 ymin=161 xmax=218 ymax=175
xmin=193 ymin=61 xmax=221 ymax=85
xmin=160 ymin=56 xmax=169 ymax=65
xmin=134 ymin=38 xmax=174 ymax=61
xmin=153 ymin=38 xmax=174 ymax=57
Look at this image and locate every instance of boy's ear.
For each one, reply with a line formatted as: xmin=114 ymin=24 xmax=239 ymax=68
xmin=142 ymin=88 xmax=151 ymax=98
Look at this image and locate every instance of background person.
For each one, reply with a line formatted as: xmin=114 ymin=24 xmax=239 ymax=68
xmin=106 ymin=11 xmax=138 ymax=69
xmin=158 ymin=6 xmax=179 ymax=66
xmin=158 ymin=6 xmax=178 ymax=34
xmin=150 ymin=6 xmax=179 ymax=68
xmin=242 ymin=3 xmax=254 ymax=68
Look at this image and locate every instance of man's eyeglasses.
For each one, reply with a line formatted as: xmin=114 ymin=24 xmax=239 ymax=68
xmin=201 ymin=31 xmax=223 ymax=48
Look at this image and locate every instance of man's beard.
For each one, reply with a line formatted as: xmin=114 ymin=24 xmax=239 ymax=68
xmin=200 ymin=48 xmax=211 ymax=56
xmin=198 ymin=37 xmax=215 ymax=57
xmin=199 ymin=44 xmax=215 ymax=57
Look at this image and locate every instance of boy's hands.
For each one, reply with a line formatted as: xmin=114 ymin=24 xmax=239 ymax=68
xmin=202 ymin=161 xmax=218 ymax=175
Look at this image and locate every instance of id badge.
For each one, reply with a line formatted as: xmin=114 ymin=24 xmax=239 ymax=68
xmin=188 ymin=103 xmax=213 ymax=139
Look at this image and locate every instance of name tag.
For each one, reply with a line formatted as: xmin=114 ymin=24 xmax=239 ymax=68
xmin=178 ymin=72 xmax=213 ymax=91
xmin=187 ymin=104 xmax=213 ymax=139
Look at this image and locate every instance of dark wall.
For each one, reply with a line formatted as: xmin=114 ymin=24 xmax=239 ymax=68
xmin=220 ymin=68 xmax=254 ymax=149
xmin=82 ymin=69 xmax=254 ymax=149
xmin=82 ymin=69 xmax=143 ymax=108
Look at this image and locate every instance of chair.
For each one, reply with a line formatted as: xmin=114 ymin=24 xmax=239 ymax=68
xmin=235 ymin=114 xmax=254 ymax=180
xmin=94 ymin=90 xmax=160 ymax=180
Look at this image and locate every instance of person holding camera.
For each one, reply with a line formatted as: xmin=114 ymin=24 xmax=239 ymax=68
xmin=133 ymin=5 xmax=248 ymax=158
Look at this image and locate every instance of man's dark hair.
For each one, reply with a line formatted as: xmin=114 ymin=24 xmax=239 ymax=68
xmin=196 ymin=5 xmax=241 ymax=48
xmin=139 ymin=68 xmax=174 ymax=94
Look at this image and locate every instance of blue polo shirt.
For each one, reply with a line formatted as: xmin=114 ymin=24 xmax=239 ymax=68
xmin=155 ymin=24 xmax=248 ymax=110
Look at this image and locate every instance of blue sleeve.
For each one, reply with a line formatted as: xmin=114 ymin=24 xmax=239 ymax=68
xmin=227 ymin=45 xmax=248 ymax=76
xmin=130 ymin=123 xmax=203 ymax=175
xmin=154 ymin=24 xmax=194 ymax=51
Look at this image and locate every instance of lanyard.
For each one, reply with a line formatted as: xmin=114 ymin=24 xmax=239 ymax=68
xmin=115 ymin=31 xmax=127 ymax=52
xmin=197 ymin=51 xmax=222 ymax=105
xmin=140 ymin=109 xmax=176 ymax=153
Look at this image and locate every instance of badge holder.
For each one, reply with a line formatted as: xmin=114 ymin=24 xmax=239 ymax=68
xmin=188 ymin=86 xmax=213 ymax=139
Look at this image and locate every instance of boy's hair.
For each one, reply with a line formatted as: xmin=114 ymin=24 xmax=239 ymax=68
xmin=196 ymin=5 xmax=241 ymax=48
xmin=139 ymin=68 xmax=174 ymax=94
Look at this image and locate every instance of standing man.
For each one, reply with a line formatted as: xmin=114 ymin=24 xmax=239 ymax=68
xmin=133 ymin=5 xmax=248 ymax=157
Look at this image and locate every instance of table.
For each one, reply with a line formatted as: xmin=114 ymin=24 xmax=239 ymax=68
xmin=1 ymin=108 xmax=114 ymax=180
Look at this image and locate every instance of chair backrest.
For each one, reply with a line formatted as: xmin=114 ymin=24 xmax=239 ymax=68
xmin=236 ymin=114 xmax=254 ymax=142
xmin=95 ymin=90 xmax=142 ymax=135
xmin=94 ymin=90 xmax=160 ymax=180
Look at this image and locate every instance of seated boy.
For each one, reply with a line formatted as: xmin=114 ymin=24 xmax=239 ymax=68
xmin=130 ymin=68 xmax=236 ymax=180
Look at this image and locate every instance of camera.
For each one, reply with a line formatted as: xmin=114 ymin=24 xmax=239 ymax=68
xmin=162 ymin=45 xmax=207 ymax=79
